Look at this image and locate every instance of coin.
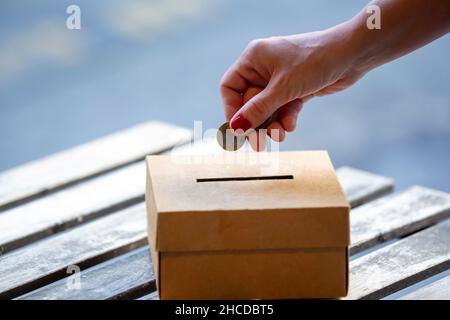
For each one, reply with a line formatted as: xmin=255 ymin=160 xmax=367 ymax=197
xmin=216 ymin=122 xmax=246 ymax=151
xmin=255 ymin=116 xmax=272 ymax=130
xmin=216 ymin=116 xmax=273 ymax=151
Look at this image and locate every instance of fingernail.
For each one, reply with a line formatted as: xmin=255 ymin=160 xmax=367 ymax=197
xmin=230 ymin=114 xmax=252 ymax=132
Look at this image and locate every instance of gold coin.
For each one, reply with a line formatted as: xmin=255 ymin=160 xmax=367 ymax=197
xmin=216 ymin=122 xmax=246 ymax=151
xmin=256 ymin=116 xmax=272 ymax=130
xmin=216 ymin=116 xmax=273 ymax=151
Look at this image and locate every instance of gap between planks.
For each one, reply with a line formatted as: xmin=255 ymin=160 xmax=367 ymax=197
xmin=2 ymin=167 xmax=394 ymax=299
xmin=397 ymin=274 xmax=450 ymax=300
xmin=346 ymin=219 xmax=450 ymax=300
xmin=0 ymin=164 xmax=394 ymax=256
xmin=14 ymin=186 xmax=450 ymax=300
xmin=0 ymin=121 xmax=192 ymax=212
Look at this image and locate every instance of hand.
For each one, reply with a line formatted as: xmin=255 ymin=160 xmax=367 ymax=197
xmin=220 ymin=30 xmax=367 ymax=146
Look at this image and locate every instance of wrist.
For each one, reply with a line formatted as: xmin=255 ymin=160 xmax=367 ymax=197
xmin=323 ymin=16 xmax=379 ymax=77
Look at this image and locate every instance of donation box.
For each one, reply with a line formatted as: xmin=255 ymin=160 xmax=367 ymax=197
xmin=145 ymin=151 xmax=350 ymax=299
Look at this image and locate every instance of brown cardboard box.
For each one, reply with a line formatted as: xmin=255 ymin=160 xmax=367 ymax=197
xmin=145 ymin=151 xmax=350 ymax=299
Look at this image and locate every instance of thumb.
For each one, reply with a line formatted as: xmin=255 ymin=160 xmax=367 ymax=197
xmin=230 ymin=85 xmax=287 ymax=132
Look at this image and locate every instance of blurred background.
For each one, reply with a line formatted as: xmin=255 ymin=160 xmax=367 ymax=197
xmin=1 ymin=0 xmax=449 ymax=192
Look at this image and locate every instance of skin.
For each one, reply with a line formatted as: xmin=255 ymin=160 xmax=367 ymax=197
xmin=220 ymin=0 xmax=450 ymax=150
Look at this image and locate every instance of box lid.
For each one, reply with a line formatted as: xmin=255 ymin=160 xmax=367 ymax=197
xmin=146 ymin=151 xmax=350 ymax=252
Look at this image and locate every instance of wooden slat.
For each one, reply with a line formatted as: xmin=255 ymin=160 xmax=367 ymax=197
xmin=398 ymin=275 xmax=450 ymax=300
xmin=0 ymin=162 xmax=145 ymax=255
xmin=336 ymin=167 xmax=393 ymax=208
xmin=350 ymin=186 xmax=450 ymax=254
xmin=0 ymin=158 xmax=393 ymax=255
xmin=18 ymin=247 xmax=154 ymax=300
xmin=10 ymin=165 xmax=390 ymax=299
xmin=138 ymin=291 xmax=159 ymax=300
xmin=0 ymin=167 xmax=400 ymax=256
xmin=17 ymin=186 xmax=450 ymax=300
xmin=0 ymin=121 xmax=192 ymax=211
xmin=0 ymin=203 xmax=147 ymax=299
xmin=346 ymin=220 xmax=450 ymax=300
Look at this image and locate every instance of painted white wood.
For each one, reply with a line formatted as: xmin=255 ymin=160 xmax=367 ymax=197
xmin=398 ymin=275 xmax=450 ymax=300
xmin=336 ymin=167 xmax=393 ymax=208
xmin=0 ymin=121 xmax=192 ymax=211
xmin=0 ymin=203 xmax=147 ymax=299
xmin=18 ymin=247 xmax=153 ymax=300
xmin=0 ymin=142 xmax=394 ymax=254
xmin=0 ymin=162 xmax=145 ymax=254
xmin=6 ymin=127 xmax=448 ymax=301
xmin=12 ymin=186 xmax=450 ymax=300
xmin=138 ymin=291 xmax=159 ymax=300
xmin=347 ymin=220 xmax=450 ymax=300
xmin=351 ymin=186 xmax=450 ymax=254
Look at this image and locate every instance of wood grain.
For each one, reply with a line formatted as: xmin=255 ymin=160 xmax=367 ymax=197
xmin=0 ymin=161 xmax=393 ymax=256
xmin=138 ymin=291 xmax=159 ymax=300
xmin=18 ymin=247 xmax=154 ymax=300
xmin=350 ymin=186 xmax=450 ymax=254
xmin=336 ymin=167 xmax=394 ymax=208
xmin=0 ymin=162 xmax=145 ymax=255
xmin=16 ymin=187 xmax=450 ymax=300
xmin=398 ymin=275 xmax=450 ymax=300
xmin=0 ymin=121 xmax=192 ymax=211
xmin=2 ymin=126 xmax=445 ymax=301
xmin=347 ymin=220 xmax=450 ymax=300
xmin=0 ymin=203 xmax=147 ymax=299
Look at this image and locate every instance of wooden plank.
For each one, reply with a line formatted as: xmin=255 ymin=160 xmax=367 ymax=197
xmin=0 ymin=162 xmax=145 ymax=255
xmin=0 ymin=157 xmax=393 ymax=255
xmin=0 ymin=121 xmax=192 ymax=211
xmin=0 ymin=203 xmax=147 ymax=299
xmin=19 ymin=186 xmax=450 ymax=300
xmin=18 ymin=247 xmax=154 ymax=300
xmin=398 ymin=275 xmax=450 ymax=300
xmin=138 ymin=291 xmax=159 ymax=300
xmin=336 ymin=167 xmax=393 ymax=208
xmin=350 ymin=186 xmax=450 ymax=254
xmin=347 ymin=220 xmax=450 ymax=300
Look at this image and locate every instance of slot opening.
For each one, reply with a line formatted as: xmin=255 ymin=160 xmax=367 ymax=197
xmin=196 ymin=175 xmax=294 ymax=183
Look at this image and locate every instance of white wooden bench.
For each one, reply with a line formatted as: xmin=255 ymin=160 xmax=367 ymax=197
xmin=0 ymin=121 xmax=448 ymax=300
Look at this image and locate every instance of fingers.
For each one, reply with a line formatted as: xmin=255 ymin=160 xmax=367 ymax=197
xmin=277 ymin=99 xmax=303 ymax=132
xmin=220 ymin=66 xmax=247 ymax=121
xmin=244 ymin=87 xmax=282 ymax=151
xmin=234 ymin=86 xmax=302 ymax=151
xmin=247 ymin=130 xmax=267 ymax=152
xmin=243 ymin=87 xmax=286 ymax=144
xmin=230 ymin=83 xmax=289 ymax=131
xmin=243 ymin=86 xmax=263 ymax=104
xmin=247 ymin=122 xmax=285 ymax=152
xmin=220 ymin=62 xmax=267 ymax=121
xmin=267 ymin=121 xmax=286 ymax=142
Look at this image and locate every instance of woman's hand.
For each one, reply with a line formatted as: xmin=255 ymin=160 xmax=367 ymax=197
xmin=220 ymin=0 xmax=450 ymax=151
xmin=220 ymin=29 xmax=366 ymax=149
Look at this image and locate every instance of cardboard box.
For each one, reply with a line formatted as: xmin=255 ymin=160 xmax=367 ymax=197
xmin=145 ymin=151 xmax=350 ymax=299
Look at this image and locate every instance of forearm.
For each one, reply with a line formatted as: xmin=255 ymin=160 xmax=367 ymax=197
xmin=332 ymin=0 xmax=450 ymax=74
xmin=220 ymin=0 xmax=450 ymax=134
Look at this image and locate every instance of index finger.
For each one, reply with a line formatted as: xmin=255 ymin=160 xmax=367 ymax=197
xmin=220 ymin=64 xmax=247 ymax=121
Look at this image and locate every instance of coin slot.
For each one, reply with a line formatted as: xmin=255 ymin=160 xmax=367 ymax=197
xmin=196 ymin=175 xmax=294 ymax=183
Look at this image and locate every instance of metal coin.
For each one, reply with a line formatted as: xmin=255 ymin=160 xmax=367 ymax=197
xmin=256 ymin=116 xmax=272 ymax=130
xmin=216 ymin=122 xmax=246 ymax=151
